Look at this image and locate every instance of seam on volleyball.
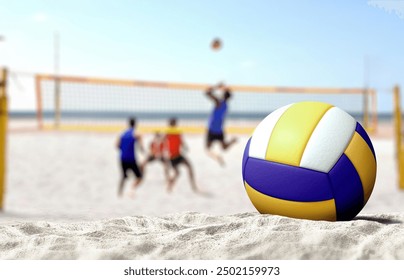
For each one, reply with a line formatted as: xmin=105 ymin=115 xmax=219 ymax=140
xmin=305 ymin=116 xmax=357 ymax=174
xmin=326 ymin=165 xmax=338 ymax=220
xmin=242 ymin=157 xmax=249 ymax=182
xmin=354 ymin=130 xmax=377 ymax=163
xmin=244 ymin=157 xmax=332 ymax=203
xmin=344 ymin=132 xmax=377 ymax=205
xmin=245 ymin=183 xmax=282 ymax=201
xmin=297 ymin=105 xmax=334 ymax=166
xmin=248 ymin=156 xmax=329 ymax=173
xmin=263 ymin=104 xmax=294 ymax=159
xmin=249 ymin=104 xmax=293 ymax=160
xmin=342 ymin=125 xmax=357 ymax=155
xmin=246 ymin=181 xmax=335 ymax=203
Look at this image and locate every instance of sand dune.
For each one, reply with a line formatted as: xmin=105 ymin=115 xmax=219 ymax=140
xmin=1 ymin=212 xmax=404 ymax=259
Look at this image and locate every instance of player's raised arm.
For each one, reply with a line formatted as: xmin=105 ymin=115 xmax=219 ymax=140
xmin=205 ymin=86 xmax=220 ymax=106
xmin=223 ymin=86 xmax=232 ymax=96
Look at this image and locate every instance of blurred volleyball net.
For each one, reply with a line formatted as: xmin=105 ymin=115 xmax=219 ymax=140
xmin=34 ymin=74 xmax=378 ymax=134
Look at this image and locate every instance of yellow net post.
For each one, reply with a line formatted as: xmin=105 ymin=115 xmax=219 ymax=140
xmin=393 ymin=85 xmax=404 ymax=189
xmin=394 ymin=85 xmax=404 ymax=190
xmin=0 ymin=68 xmax=8 ymax=210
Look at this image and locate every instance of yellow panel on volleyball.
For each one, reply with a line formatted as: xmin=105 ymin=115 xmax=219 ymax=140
xmin=344 ymin=132 xmax=377 ymax=203
xmin=245 ymin=182 xmax=337 ymax=221
xmin=265 ymin=102 xmax=333 ymax=166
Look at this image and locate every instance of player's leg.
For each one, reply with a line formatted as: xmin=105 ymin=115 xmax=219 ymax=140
xmin=167 ymin=166 xmax=180 ymax=193
xmin=129 ymin=162 xmax=143 ymax=198
xmin=118 ymin=177 xmax=126 ymax=197
xmin=206 ymin=132 xmax=213 ymax=150
xmin=118 ymin=162 xmax=128 ymax=197
xmin=140 ymin=155 xmax=154 ymax=177
xmin=205 ymin=132 xmax=225 ymax=166
xmin=167 ymin=158 xmax=181 ymax=192
xmin=221 ymin=133 xmax=237 ymax=150
xmin=161 ymin=157 xmax=170 ymax=184
xmin=181 ymin=156 xmax=198 ymax=192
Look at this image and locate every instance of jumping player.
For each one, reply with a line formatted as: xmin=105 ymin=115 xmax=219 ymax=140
xmin=164 ymin=118 xmax=198 ymax=193
xmin=205 ymin=83 xmax=237 ymax=165
xmin=116 ymin=117 xmax=144 ymax=197
xmin=141 ymin=131 xmax=169 ymax=182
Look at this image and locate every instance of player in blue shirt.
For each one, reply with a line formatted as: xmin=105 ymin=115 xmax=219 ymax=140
xmin=205 ymin=83 xmax=237 ymax=165
xmin=117 ymin=117 xmax=144 ymax=197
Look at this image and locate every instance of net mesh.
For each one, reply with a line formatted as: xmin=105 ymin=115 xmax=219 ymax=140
xmin=37 ymin=75 xmax=376 ymax=134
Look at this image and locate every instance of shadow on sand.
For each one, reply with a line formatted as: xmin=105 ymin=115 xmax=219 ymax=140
xmin=355 ymin=215 xmax=402 ymax=225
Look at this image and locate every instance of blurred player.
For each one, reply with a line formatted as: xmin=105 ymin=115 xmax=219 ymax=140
xmin=205 ymin=83 xmax=237 ymax=165
xmin=141 ymin=131 xmax=169 ymax=182
xmin=116 ymin=117 xmax=144 ymax=197
xmin=164 ymin=118 xmax=198 ymax=193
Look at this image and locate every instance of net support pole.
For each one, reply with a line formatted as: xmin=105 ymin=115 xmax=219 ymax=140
xmin=0 ymin=68 xmax=8 ymax=210
xmin=54 ymin=77 xmax=61 ymax=128
xmin=393 ymin=85 xmax=404 ymax=190
xmin=35 ymin=75 xmax=43 ymax=129
xmin=54 ymin=31 xmax=61 ymax=129
xmin=363 ymin=89 xmax=369 ymax=130
xmin=371 ymin=89 xmax=378 ymax=132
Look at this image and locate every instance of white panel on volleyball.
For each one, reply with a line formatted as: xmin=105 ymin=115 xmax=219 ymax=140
xmin=248 ymin=104 xmax=293 ymax=160
xmin=300 ymin=106 xmax=356 ymax=173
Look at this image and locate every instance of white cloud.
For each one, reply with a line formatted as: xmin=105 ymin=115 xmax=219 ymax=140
xmin=368 ymin=0 xmax=404 ymax=18
xmin=32 ymin=12 xmax=48 ymax=23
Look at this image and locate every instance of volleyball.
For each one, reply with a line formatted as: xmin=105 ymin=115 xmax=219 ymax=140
xmin=211 ymin=38 xmax=222 ymax=51
xmin=242 ymin=101 xmax=377 ymax=221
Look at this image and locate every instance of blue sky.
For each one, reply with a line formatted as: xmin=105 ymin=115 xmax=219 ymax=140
xmin=1 ymin=0 xmax=404 ymax=112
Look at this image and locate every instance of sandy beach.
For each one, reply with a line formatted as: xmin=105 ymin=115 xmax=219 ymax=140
xmin=1 ymin=128 xmax=404 ymax=259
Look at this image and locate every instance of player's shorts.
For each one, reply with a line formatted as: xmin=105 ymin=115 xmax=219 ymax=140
xmin=170 ymin=155 xmax=186 ymax=168
xmin=147 ymin=155 xmax=166 ymax=163
xmin=207 ymin=131 xmax=224 ymax=145
xmin=121 ymin=161 xmax=142 ymax=179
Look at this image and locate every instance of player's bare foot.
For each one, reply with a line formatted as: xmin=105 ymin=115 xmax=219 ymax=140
xmin=191 ymin=185 xmax=199 ymax=193
xmin=223 ymin=137 xmax=238 ymax=150
xmin=207 ymin=150 xmax=225 ymax=166
xmin=197 ymin=190 xmax=214 ymax=198
xmin=128 ymin=190 xmax=136 ymax=199
xmin=217 ymin=155 xmax=225 ymax=167
xmin=167 ymin=178 xmax=174 ymax=193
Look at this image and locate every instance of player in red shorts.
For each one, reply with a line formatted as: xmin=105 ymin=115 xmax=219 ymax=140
xmin=164 ymin=118 xmax=198 ymax=193
xmin=141 ymin=131 xmax=169 ymax=182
